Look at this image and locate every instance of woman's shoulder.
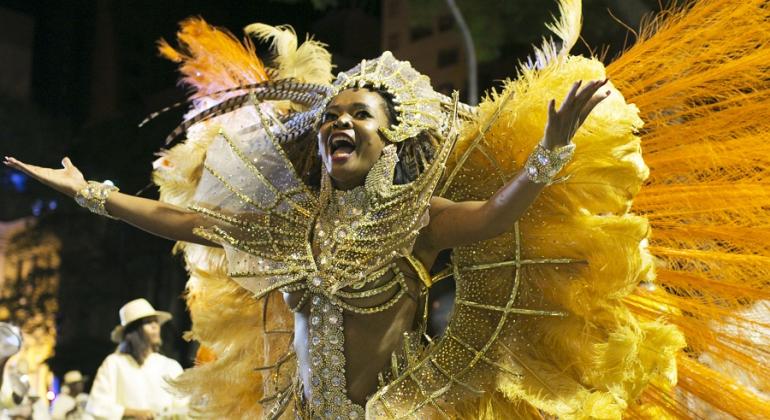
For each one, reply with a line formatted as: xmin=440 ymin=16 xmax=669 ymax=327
xmin=147 ymin=352 xmax=184 ymax=371
xmin=428 ymin=196 xmax=453 ymax=214
xmin=97 ymin=352 xmax=131 ymax=371
xmin=103 ymin=352 xmax=127 ymax=363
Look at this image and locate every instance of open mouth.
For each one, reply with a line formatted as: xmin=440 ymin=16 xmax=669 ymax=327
xmin=330 ymin=134 xmax=356 ymax=161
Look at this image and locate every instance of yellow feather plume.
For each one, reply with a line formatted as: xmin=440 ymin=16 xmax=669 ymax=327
xmin=545 ymin=0 xmax=583 ymax=57
xmin=431 ymin=52 xmax=686 ymax=419
xmin=244 ymin=23 xmax=334 ymax=85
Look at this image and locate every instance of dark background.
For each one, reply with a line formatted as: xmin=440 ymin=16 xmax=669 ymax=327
xmin=0 ymin=0 xmax=662 ymax=391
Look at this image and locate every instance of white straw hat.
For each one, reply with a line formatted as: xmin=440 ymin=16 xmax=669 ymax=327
xmin=63 ymin=370 xmax=86 ymax=384
xmin=110 ymin=298 xmax=172 ymax=343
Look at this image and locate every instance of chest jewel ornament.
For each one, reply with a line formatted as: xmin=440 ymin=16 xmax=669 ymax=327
xmin=302 ymin=134 xmax=455 ymax=417
xmin=303 ymin=146 xmax=414 ymax=418
xmin=304 ymin=183 xmax=369 ymax=419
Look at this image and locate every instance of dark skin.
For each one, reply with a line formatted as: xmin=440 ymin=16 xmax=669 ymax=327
xmin=4 ymin=80 xmax=610 ymax=404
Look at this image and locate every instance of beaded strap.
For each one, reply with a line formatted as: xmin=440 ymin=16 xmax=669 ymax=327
xmin=524 ymin=142 xmax=576 ymax=185
xmin=75 ymin=181 xmax=119 ymax=219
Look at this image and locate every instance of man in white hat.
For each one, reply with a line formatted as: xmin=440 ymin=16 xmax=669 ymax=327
xmin=86 ymin=299 xmax=188 ymax=420
xmin=50 ymin=370 xmax=88 ymax=420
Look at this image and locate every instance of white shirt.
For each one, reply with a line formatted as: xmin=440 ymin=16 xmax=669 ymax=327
xmin=0 ymin=373 xmax=14 ymax=410
xmin=86 ymin=353 xmax=188 ymax=420
xmin=51 ymin=392 xmax=88 ymax=420
xmin=0 ymin=396 xmax=49 ymax=420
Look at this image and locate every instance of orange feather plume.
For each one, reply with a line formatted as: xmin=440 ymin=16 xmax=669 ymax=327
xmin=157 ymin=17 xmax=269 ymax=98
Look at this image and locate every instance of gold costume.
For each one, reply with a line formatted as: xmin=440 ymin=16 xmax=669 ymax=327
xmin=142 ymin=0 xmax=770 ymax=418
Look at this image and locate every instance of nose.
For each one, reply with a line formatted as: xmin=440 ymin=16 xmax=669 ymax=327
xmin=333 ymin=114 xmax=353 ymax=129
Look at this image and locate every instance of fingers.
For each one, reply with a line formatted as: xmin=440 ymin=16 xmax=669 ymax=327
xmin=563 ymin=79 xmax=610 ymax=120
xmin=3 ymin=156 xmax=27 ymax=172
xmin=575 ymin=79 xmax=608 ymax=104
xmin=5 ymin=156 xmax=74 ymax=175
xmin=4 ymin=156 xmax=36 ymax=172
xmin=556 ymin=79 xmax=607 ymax=117
xmin=61 ymin=156 xmax=82 ymax=173
xmin=4 ymin=156 xmax=49 ymax=183
xmin=547 ymin=79 xmax=612 ymax=144
xmin=578 ymin=88 xmax=612 ymax=126
xmin=559 ymin=81 xmax=582 ymax=113
xmin=566 ymin=80 xmax=582 ymax=102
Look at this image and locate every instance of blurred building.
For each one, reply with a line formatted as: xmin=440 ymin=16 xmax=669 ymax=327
xmin=309 ymin=1 xmax=468 ymax=99
xmin=380 ymin=1 xmax=467 ymax=98
xmin=311 ymin=7 xmax=381 ymax=75
xmin=0 ymin=218 xmax=59 ymax=405
xmin=0 ymin=7 xmax=34 ymax=101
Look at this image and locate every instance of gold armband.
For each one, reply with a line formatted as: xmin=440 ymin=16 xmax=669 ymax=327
xmin=524 ymin=142 xmax=576 ymax=185
xmin=75 ymin=181 xmax=119 ymax=219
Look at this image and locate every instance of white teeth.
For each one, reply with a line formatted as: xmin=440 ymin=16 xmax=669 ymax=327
xmin=330 ymin=134 xmax=355 ymax=150
xmin=331 ymin=135 xmax=352 ymax=143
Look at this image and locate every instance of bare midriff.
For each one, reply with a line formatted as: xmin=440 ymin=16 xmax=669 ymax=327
xmin=284 ymin=257 xmax=424 ymax=406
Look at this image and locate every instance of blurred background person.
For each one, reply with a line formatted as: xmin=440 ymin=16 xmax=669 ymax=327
xmin=86 ymin=299 xmax=187 ymax=420
xmin=0 ymin=323 xmax=48 ymax=420
xmin=50 ymin=370 xmax=87 ymax=420
xmin=0 ymin=323 xmax=24 ymax=411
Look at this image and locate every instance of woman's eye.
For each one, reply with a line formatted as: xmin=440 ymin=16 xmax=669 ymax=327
xmin=322 ymin=112 xmax=337 ymax=123
xmin=355 ymin=110 xmax=372 ymax=119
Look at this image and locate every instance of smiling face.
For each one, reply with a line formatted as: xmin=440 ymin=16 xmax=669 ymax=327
xmin=318 ymin=88 xmax=394 ymax=190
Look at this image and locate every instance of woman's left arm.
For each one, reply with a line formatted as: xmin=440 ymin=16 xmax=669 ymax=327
xmin=420 ymin=79 xmax=610 ymax=252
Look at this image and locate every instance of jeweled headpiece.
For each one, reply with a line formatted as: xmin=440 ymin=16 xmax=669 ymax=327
xmin=329 ymin=51 xmax=450 ymax=143
xmin=159 ymin=50 xmax=470 ymax=147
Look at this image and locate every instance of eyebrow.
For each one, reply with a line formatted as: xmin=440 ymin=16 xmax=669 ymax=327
xmin=325 ymin=102 xmax=374 ymax=112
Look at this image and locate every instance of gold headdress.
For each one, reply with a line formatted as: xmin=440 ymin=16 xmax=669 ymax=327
xmin=330 ymin=51 xmax=453 ymax=142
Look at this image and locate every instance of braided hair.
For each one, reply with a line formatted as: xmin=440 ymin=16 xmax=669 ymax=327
xmin=368 ymin=86 xmax=439 ymax=185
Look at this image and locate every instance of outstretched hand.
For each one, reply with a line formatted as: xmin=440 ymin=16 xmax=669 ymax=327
xmin=3 ymin=156 xmax=88 ymax=198
xmin=543 ymin=79 xmax=610 ymax=149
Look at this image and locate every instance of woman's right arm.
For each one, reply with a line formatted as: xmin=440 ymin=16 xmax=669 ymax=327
xmin=3 ymin=156 xmax=218 ymax=247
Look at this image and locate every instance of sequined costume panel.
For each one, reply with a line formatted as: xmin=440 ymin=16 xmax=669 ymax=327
xmin=190 ymin=110 xmax=319 ymax=298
